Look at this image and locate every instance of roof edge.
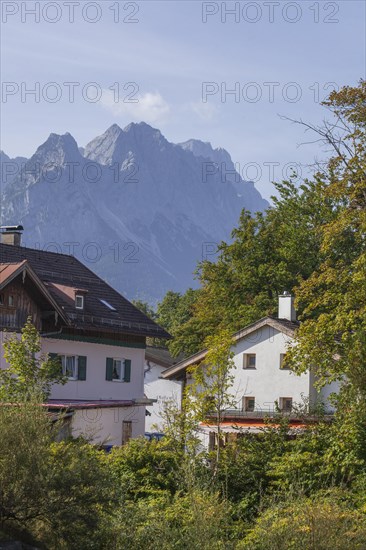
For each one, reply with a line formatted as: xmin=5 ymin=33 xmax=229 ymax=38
xmin=161 ymin=316 xmax=298 ymax=379
xmin=0 ymin=260 xmax=70 ymax=326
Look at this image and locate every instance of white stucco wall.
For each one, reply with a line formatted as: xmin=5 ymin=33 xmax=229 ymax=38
xmin=230 ymin=325 xmax=312 ymax=412
xmin=42 ymin=337 xmax=145 ymax=401
xmin=71 ymin=404 xmax=146 ymax=445
xmin=144 ymin=360 xmax=182 ymax=432
xmin=0 ymin=333 xmax=146 ymax=402
xmin=0 ymin=331 xmax=148 ymax=442
xmin=184 ymin=325 xmax=338 ymax=414
xmin=318 ymin=381 xmax=340 ymax=412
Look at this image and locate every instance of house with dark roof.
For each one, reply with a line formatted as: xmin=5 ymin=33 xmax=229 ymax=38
xmin=0 ymin=226 xmax=170 ymax=446
xmin=161 ymin=293 xmax=339 ymax=448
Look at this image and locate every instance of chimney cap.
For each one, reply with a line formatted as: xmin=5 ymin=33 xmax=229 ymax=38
xmin=0 ymin=225 xmax=24 ymax=232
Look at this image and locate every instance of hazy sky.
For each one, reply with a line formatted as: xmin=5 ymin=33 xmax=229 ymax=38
xmin=1 ymin=0 xmax=365 ymax=199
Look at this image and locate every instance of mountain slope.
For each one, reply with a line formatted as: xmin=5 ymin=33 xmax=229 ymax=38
xmin=1 ymin=123 xmax=268 ymax=303
xmin=0 ymin=151 xmax=28 ymax=193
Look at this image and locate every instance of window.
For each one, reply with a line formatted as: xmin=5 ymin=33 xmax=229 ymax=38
xmin=100 ymin=299 xmax=117 ymax=312
xmin=8 ymin=295 xmax=14 ymax=306
xmin=75 ymin=294 xmax=84 ymax=309
xmin=106 ymin=357 xmax=131 ymax=382
xmin=243 ymin=396 xmax=255 ymax=412
xmin=0 ymin=294 xmax=3 ymax=305
xmin=280 ymin=353 xmax=290 ymax=369
xmin=49 ymin=354 xmax=87 ymax=381
xmin=243 ymin=353 xmax=256 ymax=369
xmin=61 ymin=355 xmax=77 ymax=379
xmin=279 ymin=397 xmax=293 ymax=412
xmin=112 ymin=359 xmax=123 ymax=381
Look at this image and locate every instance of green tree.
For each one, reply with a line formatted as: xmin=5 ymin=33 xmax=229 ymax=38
xmin=1 ymin=317 xmax=66 ymax=400
xmin=267 ymin=422 xmax=335 ymax=494
xmin=188 ymin=329 xmax=236 ymax=472
xmin=43 ymin=441 xmax=115 ymax=549
xmin=287 ymin=81 xmax=366 ymax=394
xmin=132 ymin=299 xmax=157 ymax=321
xmin=113 ymin=489 xmax=235 ymax=550
xmin=0 ymin=399 xmax=115 ymax=549
xmin=170 ymin=177 xmax=338 ymax=356
xmin=132 ymin=291 xmax=201 ymax=352
xmin=108 ymin=437 xmax=181 ymax=500
xmin=239 ymin=491 xmax=366 ymax=550
xmin=156 ymin=289 xmax=202 ymax=356
xmin=0 ymin=397 xmax=54 ymax=545
xmin=0 ymin=320 xmax=116 ymax=549
xmin=285 ymin=82 xmax=366 ymax=474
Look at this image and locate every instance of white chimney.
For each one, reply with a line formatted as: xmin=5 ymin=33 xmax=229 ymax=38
xmin=278 ymin=292 xmax=296 ymax=321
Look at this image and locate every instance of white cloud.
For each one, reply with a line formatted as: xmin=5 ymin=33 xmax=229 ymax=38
xmin=101 ymin=89 xmax=170 ymax=124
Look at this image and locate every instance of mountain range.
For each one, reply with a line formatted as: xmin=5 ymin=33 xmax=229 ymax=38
xmin=1 ymin=122 xmax=268 ymax=303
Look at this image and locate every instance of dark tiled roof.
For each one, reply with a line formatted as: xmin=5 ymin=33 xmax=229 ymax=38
xmin=0 ymin=243 xmax=170 ymax=339
xmin=145 ymin=346 xmax=184 ymax=369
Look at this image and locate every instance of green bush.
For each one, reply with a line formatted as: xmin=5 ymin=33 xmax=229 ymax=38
xmin=239 ymin=491 xmax=366 ymax=550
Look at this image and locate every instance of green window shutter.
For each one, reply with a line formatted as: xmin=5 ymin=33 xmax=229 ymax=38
xmin=124 ymin=359 xmax=131 ymax=383
xmin=106 ymin=357 xmax=113 ymax=381
xmin=78 ymin=356 xmax=87 ymax=381
xmin=49 ymin=353 xmax=62 ymax=375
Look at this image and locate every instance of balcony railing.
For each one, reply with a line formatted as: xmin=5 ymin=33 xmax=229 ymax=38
xmin=205 ymin=409 xmax=334 ymax=421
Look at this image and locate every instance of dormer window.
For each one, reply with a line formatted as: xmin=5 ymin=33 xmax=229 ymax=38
xmin=74 ymin=288 xmax=87 ymax=310
xmin=75 ymin=294 xmax=84 ymax=310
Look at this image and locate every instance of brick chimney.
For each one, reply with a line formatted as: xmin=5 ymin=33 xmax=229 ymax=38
xmin=0 ymin=225 xmax=24 ymax=246
xmin=278 ymin=292 xmax=296 ymax=321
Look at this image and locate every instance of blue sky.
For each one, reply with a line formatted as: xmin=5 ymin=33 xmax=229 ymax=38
xmin=1 ymin=0 xmax=365 ymax=199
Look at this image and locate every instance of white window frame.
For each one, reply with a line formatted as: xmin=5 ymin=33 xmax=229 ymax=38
xmin=279 ymin=397 xmax=293 ymax=412
xmin=75 ymin=295 xmax=84 ymax=310
xmin=61 ymin=355 xmax=78 ymax=380
xmin=243 ymin=396 xmax=255 ymax=412
xmin=243 ymin=353 xmax=256 ymax=369
xmin=112 ymin=358 xmax=125 ymax=382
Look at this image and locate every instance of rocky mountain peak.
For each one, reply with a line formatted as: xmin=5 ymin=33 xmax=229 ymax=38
xmin=2 ymin=122 xmax=269 ymax=302
xmin=35 ymin=132 xmax=81 ymax=164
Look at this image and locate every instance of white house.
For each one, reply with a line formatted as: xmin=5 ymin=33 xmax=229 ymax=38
xmin=144 ymin=346 xmax=183 ymax=432
xmin=0 ymin=226 xmax=170 ymax=446
xmin=161 ymin=293 xmax=339 ymax=447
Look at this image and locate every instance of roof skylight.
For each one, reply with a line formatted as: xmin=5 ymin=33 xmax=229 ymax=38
xmin=100 ymin=299 xmax=117 ymax=312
